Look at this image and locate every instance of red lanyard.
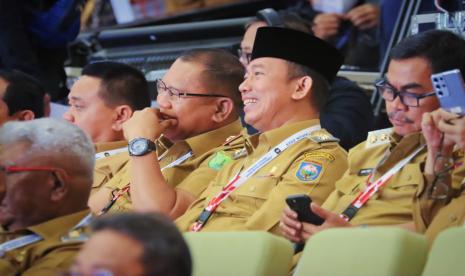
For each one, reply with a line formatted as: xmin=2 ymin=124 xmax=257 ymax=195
xmin=341 ymin=144 xmax=425 ymax=221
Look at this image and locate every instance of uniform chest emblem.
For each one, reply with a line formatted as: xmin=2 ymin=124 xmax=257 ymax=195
xmin=296 ymin=161 xmax=322 ymax=182
xmin=208 ymin=151 xmax=233 ymax=170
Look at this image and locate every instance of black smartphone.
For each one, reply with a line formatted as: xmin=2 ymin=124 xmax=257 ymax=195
xmin=286 ymin=194 xmax=324 ymax=225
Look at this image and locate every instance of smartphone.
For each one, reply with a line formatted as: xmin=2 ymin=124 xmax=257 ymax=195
xmin=286 ymin=194 xmax=324 ymax=225
xmin=431 ymin=69 xmax=465 ymax=115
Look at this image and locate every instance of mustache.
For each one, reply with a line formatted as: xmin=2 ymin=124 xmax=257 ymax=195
xmin=387 ymin=111 xmax=415 ymax=124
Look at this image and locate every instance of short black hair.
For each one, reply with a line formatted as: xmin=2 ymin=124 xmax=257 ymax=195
xmin=91 ymin=213 xmax=191 ymax=276
xmin=0 ymin=70 xmax=45 ymax=117
xmin=287 ymin=62 xmax=330 ymax=111
xmin=390 ymin=30 xmax=465 ymax=78
xmin=82 ymin=61 xmax=151 ymax=111
xmin=179 ymin=49 xmax=244 ymax=108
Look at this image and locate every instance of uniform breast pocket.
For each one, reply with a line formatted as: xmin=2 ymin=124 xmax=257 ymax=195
xmin=232 ymin=176 xmax=280 ymax=209
xmin=335 ymin=173 xmax=364 ymax=196
xmin=383 ymin=163 xmax=423 ymax=199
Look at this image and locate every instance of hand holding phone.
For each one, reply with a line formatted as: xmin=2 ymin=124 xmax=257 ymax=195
xmin=431 ymin=69 xmax=465 ymax=116
xmin=286 ymin=194 xmax=324 ymax=225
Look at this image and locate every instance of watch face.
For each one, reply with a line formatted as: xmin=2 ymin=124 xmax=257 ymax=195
xmin=131 ymin=139 xmax=148 ymax=155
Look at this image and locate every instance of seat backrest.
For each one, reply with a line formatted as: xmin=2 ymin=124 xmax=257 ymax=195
xmin=293 ymin=227 xmax=428 ymax=276
xmin=422 ymin=227 xmax=465 ymax=276
xmin=184 ymin=231 xmax=293 ymax=276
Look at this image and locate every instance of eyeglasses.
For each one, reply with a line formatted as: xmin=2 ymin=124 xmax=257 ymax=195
xmin=375 ymin=79 xmax=436 ymax=107
xmin=237 ymin=49 xmax=252 ymax=64
xmin=156 ymin=79 xmax=226 ymax=100
xmin=428 ymin=133 xmax=456 ymax=200
xmin=0 ymin=164 xmax=69 ymax=181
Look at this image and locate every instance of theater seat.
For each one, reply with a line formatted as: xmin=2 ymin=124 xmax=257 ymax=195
xmin=293 ymin=227 xmax=428 ymax=276
xmin=422 ymin=227 xmax=465 ymax=276
xmin=183 ymin=231 xmax=293 ymax=276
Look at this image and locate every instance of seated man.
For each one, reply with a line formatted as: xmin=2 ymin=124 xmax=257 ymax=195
xmin=414 ymin=107 xmax=465 ymax=244
xmin=0 ymin=70 xmax=45 ymax=126
xmin=280 ymin=30 xmax=465 ymax=243
xmin=238 ymin=11 xmax=373 ymax=150
xmin=175 ymin=27 xmax=348 ymax=233
xmin=63 ymin=61 xmax=151 ymax=191
xmin=64 ymin=61 xmax=151 ymax=151
xmin=89 ymin=49 xmax=244 ymax=216
xmin=70 ymin=213 xmax=191 ymax=276
xmin=0 ymin=118 xmax=94 ymax=275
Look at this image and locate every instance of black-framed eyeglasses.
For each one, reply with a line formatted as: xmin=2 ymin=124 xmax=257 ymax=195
xmin=156 ymin=79 xmax=226 ymax=100
xmin=237 ymin=48 xmax=252 ymax=64
xmin=375 ymin=79 xmax=436 ymax=107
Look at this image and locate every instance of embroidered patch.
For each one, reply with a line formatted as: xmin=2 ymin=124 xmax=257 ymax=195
xmin=304 ymin=152 xmax=335 ymax=163
xmin=358 ymin=168 xmax=373 ymax=176
xmin=208 ymin=151 xmax=233 ymax=170
xmin=296 ymin=162 xmax=322 ymax=182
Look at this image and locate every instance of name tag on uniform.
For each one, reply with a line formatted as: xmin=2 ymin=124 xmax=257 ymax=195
xmin=358 ymin=168 xmax=373 ymax=176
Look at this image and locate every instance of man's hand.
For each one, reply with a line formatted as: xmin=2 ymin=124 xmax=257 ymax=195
xmin=122 ymin=108 xmax=177 ymax=141
xmin=345 ymin=3 xmax=380 ymax=30
xmin=312 ymin=13 xmax=343 ymax=40
xmin=280 ymin=203 xmax=352 ymax=243
xmin=422 ymin=109 xmax=457 ymax=175
xmin=280 ymin=206 xmax=304 ymax=243
xmin=299 ymin=203 xmax=352 ymax=241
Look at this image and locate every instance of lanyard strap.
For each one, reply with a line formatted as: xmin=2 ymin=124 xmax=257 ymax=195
xmin=0 ymin=213 xmax=92 ymax=256
xmin=190 ymin=125 xmax=321 ymax=232
xmin=95 ymin=147 xmax=127 ymax=160
xmin=341 ymin=145 xmax=425 ymax=220
xmin=98 ymin=151 xmax=193 ymax=215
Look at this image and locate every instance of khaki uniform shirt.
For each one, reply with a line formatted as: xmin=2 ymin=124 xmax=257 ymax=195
xmin=176 ymin=119 xmax=348 ymax=234
xmin=412 ymin=149 xmax=465 ymax=243
xmin=322 ymin=128 xmax=427 ymax=226
xmin=91 ymin=120 xmax=244 ymax=213
xmin=423 ymin=183 xmax=465 ymax=243
xmin=92 ymin=140 xmax=129 ymax=195
xmin=0 ymin=210 xmax=90 ymax=276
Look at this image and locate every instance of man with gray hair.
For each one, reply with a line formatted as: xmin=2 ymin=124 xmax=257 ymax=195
xmin=0 ymin=118 xmax=94 ymax=276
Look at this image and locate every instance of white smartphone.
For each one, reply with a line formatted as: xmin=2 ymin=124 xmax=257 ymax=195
xmin=431 ymin=69 xmax=465 ymax=115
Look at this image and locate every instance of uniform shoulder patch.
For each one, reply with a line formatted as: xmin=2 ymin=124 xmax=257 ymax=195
xmin=295 ymin=161 xmax=323 ymax=182
xmin=366 ymin=127 xmax=393 ymax=149
xmin=309 ymin=130 xmax=339 ymax=143
xmin=208 ymin=151 xmax=233 ymax=170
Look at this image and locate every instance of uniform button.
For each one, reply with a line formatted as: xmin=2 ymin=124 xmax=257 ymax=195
xmin=407 ymin=175 xmax=412 ymax=181
xmin=249 ymin=186 xmax=255 ymax=192
xmin=449 ymin=214 xmax=458 ymax=222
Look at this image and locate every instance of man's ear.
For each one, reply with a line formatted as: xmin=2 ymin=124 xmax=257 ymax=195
xmin=291 ymin=76 xmax=313 ymax=101
xmin=112 ymin=105 xmax=133 ymax=131
xmin=50 ymin=170 xmax=68 ymax=202
xmin=212 ymin=98 xmax=234 ymax=123
xmin=11 ymin=110 xmax=35 ymax=121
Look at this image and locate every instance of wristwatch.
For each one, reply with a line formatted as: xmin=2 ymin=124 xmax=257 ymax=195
xmin=128 ymin=138 xmax=157 ymax=156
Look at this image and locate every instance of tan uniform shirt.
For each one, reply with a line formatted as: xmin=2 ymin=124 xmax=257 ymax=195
xmin=412 ymin=149 xmax=465 ymax=243
xmin=176 ymin=119 xmax=348 ymax=235
xmin=93 ymin=140 xmax=129 ymax=195
xmin=90 ymin=120 xmax=244 ymax=213
xmin=0 ymin=210 xmax=90 ymax=276
xmin=322 ymin=128 xmax=427 ymax=226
